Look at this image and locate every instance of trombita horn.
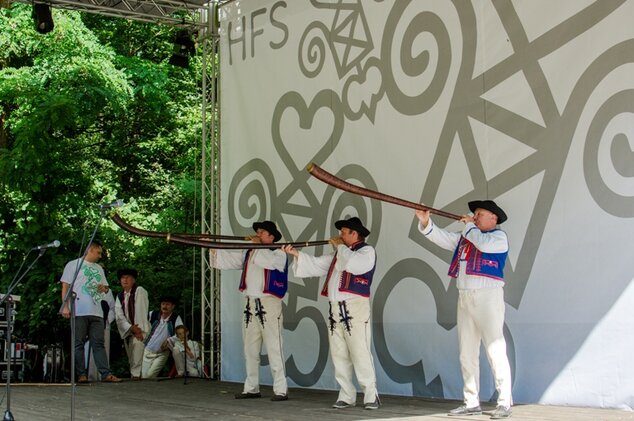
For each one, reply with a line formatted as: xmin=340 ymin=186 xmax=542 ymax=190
xmin=306 ymin=163 xmax=462 ymax=221
xmin=111 ymin=213 xmax=330 ymax=249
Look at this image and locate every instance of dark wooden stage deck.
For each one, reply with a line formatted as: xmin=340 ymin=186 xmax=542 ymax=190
xmin=3 ymin=378 xmax=633 ymax=421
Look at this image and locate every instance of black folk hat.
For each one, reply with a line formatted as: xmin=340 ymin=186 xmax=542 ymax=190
xmin=468 ymin=200 xmax=508 ymax=224
xmin=334 ymin=216 xmax=370 ymax=237
xmin=117 ymin=268 xmax=138 ymax=280
xmin=252 ymin=220 xmax=282 ymax=242
xmin=159 ymin=295 xmax=178 ymax=305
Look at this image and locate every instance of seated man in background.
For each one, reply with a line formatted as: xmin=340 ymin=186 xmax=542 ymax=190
xmin=164 ymin=325 xmax=202 ymax=377
xmin=141 ymin=296 xmax=182 ymax=378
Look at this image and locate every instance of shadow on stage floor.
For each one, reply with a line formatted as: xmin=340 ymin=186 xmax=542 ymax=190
xmin=1 ymin=378 xmax=632 ymax=421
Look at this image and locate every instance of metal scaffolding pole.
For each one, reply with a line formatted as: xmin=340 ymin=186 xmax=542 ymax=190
xmin=14 ymin=0 xmax=227 ymax=382
xmin=200 ymin=0 xmax=221 ymax=379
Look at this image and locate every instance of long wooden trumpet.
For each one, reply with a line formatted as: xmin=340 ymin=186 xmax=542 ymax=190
xmin=111 ymin=213 xmax=330 ymax=249
xmin=307 ymin=163 xmax=462 ymax=221
xmin=111 ymin=214 xmax=249 ymax=241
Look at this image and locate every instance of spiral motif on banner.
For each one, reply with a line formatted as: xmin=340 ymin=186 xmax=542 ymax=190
xmin=583 ymin=89 xmax=634 ymax=217
xmin=381 ymin=1 xmax=451 ymax=115
xmin=321 ymin=164 xmax=382 ymax=241
xmin=228 ymin=159 xmax=277 ymax=234
xmin=298 ymin=22 xmax=329 ymax=79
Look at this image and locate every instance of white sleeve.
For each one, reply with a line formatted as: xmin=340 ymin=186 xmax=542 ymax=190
xmin=61 ymin=260 xmax=81 ymax=285
xmin=418 ymin=219 xmax=461 ymax=251
xmin=251 ymin=248 xmax=287 ymax=272
xmin=462 ymin=224 xmax=509 ymax=253
xmin=115 ymin=296 xmax=131 ymax=338
xmin=136 ymin=288 xmax=151 ymax=333
xmin=335 ymin=244 xmax=376 ymax=275
xmin=292 ymin=251 xmax=334 ymax=278
xmin=211 ymin=249 xmax=247 ymax=270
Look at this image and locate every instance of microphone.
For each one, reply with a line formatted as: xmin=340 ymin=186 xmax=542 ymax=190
xmin=97 ymin=199 xmax=124 ymax=209
xmin=32 ymin=240 xmax=61 ymax=250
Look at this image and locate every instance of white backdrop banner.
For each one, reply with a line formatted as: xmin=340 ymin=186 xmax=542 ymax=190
xmin=218 ymin=0 xmax=634 ymax=409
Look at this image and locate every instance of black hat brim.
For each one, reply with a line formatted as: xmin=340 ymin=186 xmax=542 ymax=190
xmin=468 ymin=200 xmax=507 ymax=224
xmin=252 ymin=221 xmax=282 ymax=242
xmin=334 ymin=217 xmax=370 ymax=237
xmin=117 ymin=268 xmax=138 ymax=280
xmin=159 ymin=296 xmax=178 ymax=305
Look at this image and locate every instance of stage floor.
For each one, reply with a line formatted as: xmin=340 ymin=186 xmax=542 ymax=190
xmin=3 ymin=378 xmax=633 ymax=421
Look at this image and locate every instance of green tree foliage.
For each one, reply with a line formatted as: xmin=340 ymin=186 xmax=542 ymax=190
xmin=0 ymin=4 xmax=204 ymax=376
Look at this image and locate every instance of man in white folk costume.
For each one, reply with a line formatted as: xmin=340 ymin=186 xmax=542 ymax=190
xmin=283 ymin=216 xmax=380 ymax=410
xmin=210 ymin=221 xmax=289 ymax=401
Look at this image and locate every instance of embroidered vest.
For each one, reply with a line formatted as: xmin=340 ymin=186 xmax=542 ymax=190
xmin=238 ymin=249 xmax=289 ymax=298
xmin=117 ymin=284 xmax=138 ymax=323
xmin=448 ymin=230 xmax=507 ymax=280
xmin=145 ymin=310 xmax=178 ymax=345
xmin=321 ymin=242 xmax=376 ymax=298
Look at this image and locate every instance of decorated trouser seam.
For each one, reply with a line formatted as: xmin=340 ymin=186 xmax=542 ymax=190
xmin=328 ymin=301 xmax=353 ymax=335
xmin=254 ymin=298 xmax=267 ymax=327
xmin=328 ymin=302 xmax=337 ymax=334
xmin=244 ymin=297 xmax=252 ymax=327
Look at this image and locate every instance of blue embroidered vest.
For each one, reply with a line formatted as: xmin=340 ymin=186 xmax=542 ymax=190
xmin=448 ymin=230 xmax=507 ymax=280
xmin=239 ymin=249 xmax=289 ymax=298
xmin=321 ymin=242 xmax=376 ymax=298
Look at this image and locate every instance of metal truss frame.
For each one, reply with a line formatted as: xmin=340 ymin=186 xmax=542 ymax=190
xmin=199 ymin=0 xmax=221 ymax=379
xmin=15 ymin=0 xmax=208 ymax=27
xmin=9 ymin=0 xmax=226 ymax=378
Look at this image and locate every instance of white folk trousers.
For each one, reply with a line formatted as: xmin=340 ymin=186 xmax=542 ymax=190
xmin=242 ymin=295 xmax=288 ymax=396
xmin=329 ymin=297 xmax=378 ymax=405
xmin=124 ymin=335 xmax=145 ymax=377
xmin=141 ymin=348 xmax=169 ymax=378
xmin=457 ymin=287 xmax=512 ymax=408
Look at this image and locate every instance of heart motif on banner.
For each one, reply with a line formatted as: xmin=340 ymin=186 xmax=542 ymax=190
xmin=271 ymin=89 xmax=345 ymax=174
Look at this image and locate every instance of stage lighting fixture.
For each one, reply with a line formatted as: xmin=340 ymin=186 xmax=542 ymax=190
xmin=32 ymin=4 xmax=54 ymax=34
xmin=169 ymin=30 xmax=195 ymax=68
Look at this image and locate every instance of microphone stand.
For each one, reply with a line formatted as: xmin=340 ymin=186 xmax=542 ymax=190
xmin=183 ymin=334 xmax=188 ymax=385
xmin=1 ymin=247 xmax=48 ymax=421
xmin=59 ymin=206 xmax=108 ymax=421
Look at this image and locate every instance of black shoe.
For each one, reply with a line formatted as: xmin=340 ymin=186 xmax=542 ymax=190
xmin=448 ymin=405 xmax=482 ymax=416
xmin=332 ymin=400 xmax=354 ymax=409
xmin=490 ymin=405 xmax=512 ymax=419
xmin=271 ymin=394 xmax=288 ymax=401
xmin=234 ymin=392 xmax=261 ymax=399
xmin=364 ymin=398 xmax=380 ymax=410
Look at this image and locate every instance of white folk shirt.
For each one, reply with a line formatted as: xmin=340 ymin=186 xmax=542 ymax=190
xmin=211 ymin=248 xmax=287 ymax=298
xmin=418 ymin=219 xmax=508 ymax=290
xmin=293 ymin=244 xmax=376 ymax=302
xmin=145 ymin=313 xmax=183 ymax=353
xmin=114 ymin=286 xmax=150 ymax=339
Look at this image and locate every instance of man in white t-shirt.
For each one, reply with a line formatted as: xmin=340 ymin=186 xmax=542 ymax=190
xmin=61 ymin=240 xmax=121 ymax=383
